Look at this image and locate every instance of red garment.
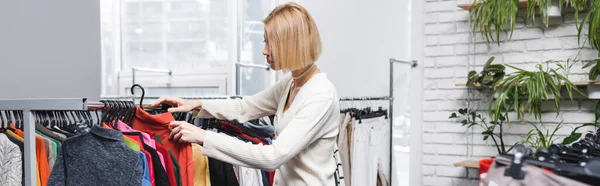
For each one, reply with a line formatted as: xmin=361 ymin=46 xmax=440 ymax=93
xmin=220 ymin=121 xmax=243 ymax=134
xmin=479 ymin=158 xmax=495 ymax=175
xmin=132 ymin=107 xmax=194 ymax=186
xmin=220 ymin=121 xmax=263 ymax=144
xmin=542 ymin=168 xmax=554 ymax=173
xmin=240 ymin=133 xmax=263 ymax=144
xmin=269 ymin=171 xmax=275 ymax=186
xmin=156 ymin=142 xmax=177 ymax=186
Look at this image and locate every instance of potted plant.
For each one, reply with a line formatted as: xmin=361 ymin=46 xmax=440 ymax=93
xmin=470 ymin=0 xmax=519 ymax=45
xmin=490 ymin=61 xmax=584 ymax=122
xmin=467 ymin=56 xmax=506 ymax=87
xmin=523 ymin=121 xmax=568 ymax=153
xmin=527 ymin=0 xmax=557 ymax=27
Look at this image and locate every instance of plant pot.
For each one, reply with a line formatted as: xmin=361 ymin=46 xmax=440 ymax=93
xmin=548 ymin=0 xmax=562 ymax=17
xmin=547 ymin=0 xmax=563 ymax=26
xmin=588 ymin=76 xmax=600 ymax=99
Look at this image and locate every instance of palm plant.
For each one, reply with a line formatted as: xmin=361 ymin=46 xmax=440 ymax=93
xmin=490 ymin=61 xmax=583 ymax=122
xmin=470 ymin=0 xmax=519 ymax=45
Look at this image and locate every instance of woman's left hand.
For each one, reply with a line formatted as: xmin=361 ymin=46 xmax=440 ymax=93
xmin=169 ymin=121 xmax=206 ymax=144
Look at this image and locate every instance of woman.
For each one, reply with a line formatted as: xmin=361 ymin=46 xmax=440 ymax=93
xmin=152 ymin=2 xmax=340 ymax=186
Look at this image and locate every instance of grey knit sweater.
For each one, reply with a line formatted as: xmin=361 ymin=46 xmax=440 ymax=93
xmin=47 ymin=126 xmax=143 ymax=186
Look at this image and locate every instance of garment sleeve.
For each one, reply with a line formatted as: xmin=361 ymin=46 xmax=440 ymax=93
xmin=196 ymin=77 xmax=289 ymax=123
xmin=201 ymin=93 xmax=334 ymax=171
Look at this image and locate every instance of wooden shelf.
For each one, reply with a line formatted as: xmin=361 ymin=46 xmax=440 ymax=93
xmin=458 ymin=0 xmax=528 ymax=11
xmin=456 ymin=81 xmax=600 ymax=88
xmin=454 ymin=160 xmax=480 ymax=169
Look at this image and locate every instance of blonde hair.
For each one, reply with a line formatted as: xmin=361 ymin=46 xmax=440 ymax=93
xmin=264 ymin=2 xmax=321 ymax=71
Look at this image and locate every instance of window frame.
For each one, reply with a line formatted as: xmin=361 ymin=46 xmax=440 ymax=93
xmin=101 ymin=0 xmax=276 ymax=98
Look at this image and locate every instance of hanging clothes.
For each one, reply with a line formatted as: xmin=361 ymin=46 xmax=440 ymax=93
xmin=4 ymin=130 xmax=24 ymax=185
xmin=10 ymin=124 xmax=50 ymax=186
xmin=208 ymin=158 xmax=239 ymax=186
xmin=47 ymin=126 xmax=143 ymax=186
xmin=350 ymin=116 xmax=390 ymax=186
xmin=237 ymin=166 xmax=264 ymax=186
xmin=156 ymin=143 xmax=178 ymax=186
xmin=337 ymin=113 xmax=351 ymax=186
xmin=117 ymin=121 xmax=167 ymax=171
xmin=139 ymin=152 xmax=152 ymax=186
xmin=0 ymin=133 xmax=22 ymax=186
xmin=132 ymin=107 xmax=194 ymax=186
xmin=484 ymin=156 xmax=590 ymax=186
xmin=192 ymin=144 xmax=211 ymax=186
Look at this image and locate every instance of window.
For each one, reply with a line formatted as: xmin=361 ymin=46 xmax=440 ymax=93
xmin=100 ymin=0 xmax=276 ymax=98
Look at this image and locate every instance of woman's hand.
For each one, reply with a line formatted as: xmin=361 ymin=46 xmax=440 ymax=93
xmin=169 ymin=121 xmax=206 ymax=144
xmin=152 ymin=96 xmax=202 ymax=113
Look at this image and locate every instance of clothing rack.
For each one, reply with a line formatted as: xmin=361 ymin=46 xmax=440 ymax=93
xmin=8 ymin=58 xmax=416 ymax=186
xmin=0 ymin=98 xmax=91 ymax=186
xmin=337 ymin=58 xmax=418 ymax=185
xmin=101 ymin=95 xmax=242 ymax=100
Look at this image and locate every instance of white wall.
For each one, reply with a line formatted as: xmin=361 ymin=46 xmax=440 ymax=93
xmin=278 ymin=1 xmax=424 ymax=185
xmin=423 ymin=1 xmax=597 ymax=185
xmin=0 ymin=0 xmax=101 ymax=100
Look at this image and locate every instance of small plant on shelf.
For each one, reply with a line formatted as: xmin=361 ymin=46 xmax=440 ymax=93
xmin=450 ymin=108 xmax=516 ymax=154
xmin=467 ymin=56 xmax=506 ymax=87
xmin=490 ymin=61 xmax=584 ymax=122
xmin=523 ymin=121 xmax=568 ymax=151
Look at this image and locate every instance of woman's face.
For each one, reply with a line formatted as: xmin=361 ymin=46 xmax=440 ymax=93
xmin=262 ymin=34 xmax=280 ymax=70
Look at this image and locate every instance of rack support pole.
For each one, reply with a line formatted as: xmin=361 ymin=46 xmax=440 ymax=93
xmin=24 ymin=109 xmax=35 ymax=186
xmin=389 ymin=58 xmax=418 ymax=185
xmin=389 ymin=59 xmax=395 ymax=185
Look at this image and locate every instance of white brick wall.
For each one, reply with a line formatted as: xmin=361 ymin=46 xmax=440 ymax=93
xmin=422 ymin=1 xmax=598 ymax=185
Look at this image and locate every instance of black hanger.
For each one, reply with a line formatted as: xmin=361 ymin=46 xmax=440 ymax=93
xmin=131 ymin=84 xmax=146 ymax=106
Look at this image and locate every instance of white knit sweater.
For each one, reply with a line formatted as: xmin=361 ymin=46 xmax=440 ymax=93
xmin=198 ymin=73 xmax=340 ymax=186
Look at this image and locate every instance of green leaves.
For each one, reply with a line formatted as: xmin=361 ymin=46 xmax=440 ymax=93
xmin=562 ymin=132 xmax=582 ymax=144
xmin=595 ymin=100 xmax=600 ymax=122
xmin=470 ymin=0 xmax=519 ymax=45
xmin=562 ymin=123 xmax=599 ymax=144
xmin=584 ymin=60 xmax=600 ymax=81
xmin=466 ymin=57 xmax=505 ymax=87
xmin=527 ymin=0 xmax=552 ymax=27
xmin=450 ymin=108 xmax=508 ymax=155
xmin=490 ymin=61 xmax=584 ymax=122
xmin=523 ymin=122 xmax=564 ymax=150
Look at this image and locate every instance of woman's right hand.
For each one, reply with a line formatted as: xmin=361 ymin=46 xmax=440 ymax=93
xmin=152 ymin=97 xmax=202 ymax=113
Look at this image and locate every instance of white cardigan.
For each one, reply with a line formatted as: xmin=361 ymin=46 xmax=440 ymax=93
xmin=197 ymin=73 xmax=340 ymax=186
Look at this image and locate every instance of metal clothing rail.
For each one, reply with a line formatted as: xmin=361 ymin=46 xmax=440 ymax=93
xmin=101 ymin=95 xmax=242 ymax=100
xmin=339 ymin=96 xmax=391 ymax=101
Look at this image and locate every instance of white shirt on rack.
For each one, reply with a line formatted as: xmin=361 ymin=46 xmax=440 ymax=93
xmin=197 ymin=73 xmax=340 ymax=186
